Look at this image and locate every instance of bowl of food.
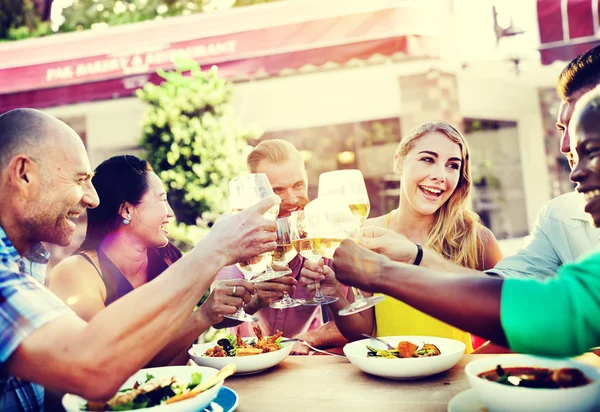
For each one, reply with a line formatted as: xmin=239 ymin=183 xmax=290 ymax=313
xmin=189 ymin=326 xmax=294 ymax=375
xmin=343 ymin=335 xmax=466 ymax=379
xmin=465 ymin=355 xmax=600 ymax=412
xmin=62 ymin=364 xmax=232 ymax=412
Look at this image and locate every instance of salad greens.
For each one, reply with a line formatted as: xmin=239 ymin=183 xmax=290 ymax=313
xmin=83 ymin=372 xmax=203 ymax=411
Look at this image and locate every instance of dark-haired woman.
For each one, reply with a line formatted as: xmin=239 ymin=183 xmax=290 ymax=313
xmin=48 ymin=155 xmax=253 ymax=366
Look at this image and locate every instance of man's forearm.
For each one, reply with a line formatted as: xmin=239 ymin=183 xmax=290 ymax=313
xmin=147 ymin=308 xmax=212 ymax=367
xmin=83 ymin=244 xmax=226 ymax=371
xmin=326 ymin=288 xmax=374 ymax=342
xmin=11 ymin=241 xmax=228 ymax=399
xmin=418 ymin=249 xmax=486 ymax=276
xmin=297 ymin=319 xmax=348 ymax=348
xmin=374 ymin=260 xmax=507 ymax=345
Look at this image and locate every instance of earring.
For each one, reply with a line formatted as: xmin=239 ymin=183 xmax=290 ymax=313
xmin=122 ymin=214 xmax=131 ymax=225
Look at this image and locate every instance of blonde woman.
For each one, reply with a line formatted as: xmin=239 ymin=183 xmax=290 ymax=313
xmin=301 ymin=122 xmax=503 ymax=352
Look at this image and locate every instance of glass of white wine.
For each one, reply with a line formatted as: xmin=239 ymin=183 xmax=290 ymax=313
xmin=318 ymin=169 xmax=385 ymax=316
xmin=224 ymin=173 xmax=289 ymax=323
xmin=318 ymin=169 xmax=371 ymax=225
xmin=269 ymin=216 xmax=304 ymax=310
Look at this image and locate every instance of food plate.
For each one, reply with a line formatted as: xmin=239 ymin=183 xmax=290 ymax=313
xmin=447 ymin=389 xmax=483 ymax=412
xmin=343 ymin=335 xmax=466 ymax=380
xmin=190 ymin=338 xmax=294 ymax=375
xmin=204 ymin=387 xmax=239 ymax=412
xmin=465 ymin=355 xmax=600 ymax=412
xmin=62 ymin=365 xmax=222 ymax=412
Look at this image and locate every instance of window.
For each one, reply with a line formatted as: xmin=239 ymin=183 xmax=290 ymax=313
xmin=465 ymin=119 xmax=528 ymax=239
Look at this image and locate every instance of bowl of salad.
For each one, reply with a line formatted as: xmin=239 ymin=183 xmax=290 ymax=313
xmin=189 ymin=326 xmax=294 ymax=375
xmin=62 ymin=364 xmax=232 ymax=411
xmin=343 ymin=335 xmax=466 ymax=379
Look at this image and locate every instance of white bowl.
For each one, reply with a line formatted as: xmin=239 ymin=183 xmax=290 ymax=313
xmin=343 ymin=335 xmax=466 ymax=380
xmin=63 ymin=365 xmax=223 ymax=412
xmin=465 ymin=355 xmax=600 ymax=412
xmin=189 ymin=338 xmax=294 ymax=375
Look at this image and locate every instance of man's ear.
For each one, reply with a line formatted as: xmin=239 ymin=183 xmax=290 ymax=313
xmin=7 ymin=155 xmax=39 ymax=198
xmin=393 ymin=154 xmax=402 ymax=175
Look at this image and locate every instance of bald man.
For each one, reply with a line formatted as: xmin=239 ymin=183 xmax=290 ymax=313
xmin=0 ymin=109 xmax=279 ymax=411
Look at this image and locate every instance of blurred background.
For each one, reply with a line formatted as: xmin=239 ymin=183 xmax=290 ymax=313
xmin=1 ymin=0 xmax=596 ymax=268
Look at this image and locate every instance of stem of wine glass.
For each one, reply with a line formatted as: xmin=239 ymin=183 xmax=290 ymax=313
xmin=235 ymin=302 xmax=247 ymax=317
xmin=354 ymin=289 xmax=366 ymax=301
xmin=314 ymin=282 xmax=325 ymax=299
xmin=263 ymin=252 xmax=275 ymax=274
xmin=306 ymin=255 xmax=325 ymax=299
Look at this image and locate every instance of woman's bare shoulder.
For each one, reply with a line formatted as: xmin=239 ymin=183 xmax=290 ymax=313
xmin=49 ymin=252 xmax=102 ymax=285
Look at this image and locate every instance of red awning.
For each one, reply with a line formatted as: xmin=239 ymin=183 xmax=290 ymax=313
xmin=537 ymin=0 xmax=600 ymax=65
xmin=0 ymin=0 xmax=442 ymax=113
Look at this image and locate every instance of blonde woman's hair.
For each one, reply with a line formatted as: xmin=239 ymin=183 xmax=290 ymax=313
xmin=394 ymin=122 xmax=484 ymax=269
xmin=247 ymin=139 xmax=304 ymax=173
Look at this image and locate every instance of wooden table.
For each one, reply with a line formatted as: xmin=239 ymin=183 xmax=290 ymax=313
xmin=226 ymin=353 xmax=600 ymax=411
xmin=226 ymin=355 xmax=477 ymax=412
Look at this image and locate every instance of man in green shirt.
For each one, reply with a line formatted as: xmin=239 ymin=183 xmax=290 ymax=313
xmin=332 ymin=86 xmax=600 ymax=358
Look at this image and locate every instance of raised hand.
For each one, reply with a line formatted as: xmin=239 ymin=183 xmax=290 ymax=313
xmin=251 ymin=275 xmax=297 ymax=308
xmin=360 ymin=226 xmax=419 ymax=264
xmin=333 ymin=239 xmax=387 ymax=293
xmin=205 ymin=195 xmax=280 ymax=266
xmin=299 ymin=259 xmax=342 ymax=299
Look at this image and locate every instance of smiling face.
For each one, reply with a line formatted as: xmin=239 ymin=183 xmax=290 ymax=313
xmin=255 ymin=157 xmax=309 ymax=217
xmin=126 ymin=172 xmax=174 ymax=248
xmin=556 ymin=88 xmax=592 ymax=169
xmin=22 ymin=123 xmax=99 ymax=247
xmin=396 ymin=132 xmax=463 ymax=217
xmin=569 ymin=90 xmax=600 ymax=227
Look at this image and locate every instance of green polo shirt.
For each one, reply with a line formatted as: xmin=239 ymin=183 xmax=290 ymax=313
xmin=501 ymin=249 xmax=600 ymax=357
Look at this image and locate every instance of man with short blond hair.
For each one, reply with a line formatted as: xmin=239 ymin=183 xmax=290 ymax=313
xmin=247 ymin=139 xmax=309 ymax=217
xmin=216 ymin=139 xmax=348 ymax=354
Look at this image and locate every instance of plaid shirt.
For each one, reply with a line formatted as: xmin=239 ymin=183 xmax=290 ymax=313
xmin=0 ymin=226 xmax=71 ymax=412
xmin=22 ymin=243 xmax=50 ymax=287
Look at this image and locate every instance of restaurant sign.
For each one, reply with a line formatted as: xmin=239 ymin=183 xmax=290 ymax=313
xmin=45 ymin=40 xmax=237 ymax=83
xmin=0 ymin=38 xmax=237 ymax=94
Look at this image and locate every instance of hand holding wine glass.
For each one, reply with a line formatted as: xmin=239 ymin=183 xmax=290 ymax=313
xmin=224 ymin=173 xmax=289 ymax=323
xmin=206 ymin=195 xmax=279 ymax=266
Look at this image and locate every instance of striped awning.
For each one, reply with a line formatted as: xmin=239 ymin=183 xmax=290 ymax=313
xmin=0 ymin=0 xmax=445 ymax=113
xmin=538 ymin=0 xmax=600 ymax=64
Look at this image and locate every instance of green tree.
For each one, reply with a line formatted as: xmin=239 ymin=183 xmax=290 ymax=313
xmin=58 ymin=0 xmax=283 ymax=34
xmin=0 ymin=0 xmax=284 ymax=40
xmin=0 ymin=0 xmax=51 ymax=40
xmin=137 ymin=58 xmax=256 ymax=250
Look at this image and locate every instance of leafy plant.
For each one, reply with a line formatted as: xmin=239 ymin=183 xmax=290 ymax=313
xmin=137 ymin=58 xmax=257 ymax=249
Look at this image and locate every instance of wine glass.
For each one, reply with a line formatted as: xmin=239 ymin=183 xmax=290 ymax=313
xmin=318 ymin=169 xmax=371 ymax=225
xmin=318 ymin=169 xmax=385 ymax=316
xmin=270 ymin=216 xmax=304 ymax=310
xmin=224 ymin=173 xmax=289 ymax=323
